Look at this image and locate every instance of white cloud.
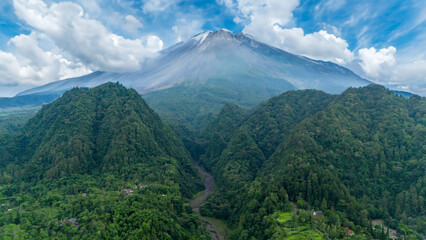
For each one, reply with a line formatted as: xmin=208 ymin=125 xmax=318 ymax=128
xmin=0 ymin=51 xmax=29 ymax=85
xmin=271 ymin=28 xmax=354 ymax=64
xmin=0 ymin=32 xmax=90 ymax=87
xmin=233 ymin=16 xmax=242 ymax=24
xmin=146 ymin=35 xmax=164 ymax=52
xmin=9 ymin=33 xmax=60 ymax=79
xmin=0 ymin=0 xmax=164 ymax=96
xmin=319 ymin=23 xmax=342 ymax=37
xmin=222 ymin=0 xmax=353 ymax=64
xmin=75 ymin=0 xmax=101 ymax=15
xmin=123 ymin=15 xmax=143 ymax=34
xmin=314 ymin=0 xmax=346 ymax=17
xmin=357 ymin=47 xmax=426 ymax=95
xmin=143 ymin=0 xmax=179 ymax=13
xmin=216 ymin=0 xmax=234 ymax=9
xmin=392 ymin=59 xmax=426 ymax=82
xmin=220 ymin=0 xmax=425 ymax=95
xmin=238 ymin=0 xmax=299 ymax=31
xmin=391 ymin=60 xmax=426 ymax=91
xmin=172 ymin=19 xmax=204 ymax=42
xmin=13 ymin=0 xmax=163 ymax=73
xmin=358 ymin=46 xmax=396 ymax=78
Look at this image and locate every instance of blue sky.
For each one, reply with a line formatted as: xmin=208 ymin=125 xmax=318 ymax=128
xmin=0 ymin=0 xmax=425 ymax=96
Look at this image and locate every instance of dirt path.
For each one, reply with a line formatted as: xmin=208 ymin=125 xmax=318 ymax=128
xmin=190 ymin=164 xmax=224 ymax=240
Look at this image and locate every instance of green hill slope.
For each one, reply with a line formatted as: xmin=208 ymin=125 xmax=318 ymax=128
xmin=0 ymin=83 xmax=207 ymax=239
xmin=200 ymin=85 xmax=425 ymax=239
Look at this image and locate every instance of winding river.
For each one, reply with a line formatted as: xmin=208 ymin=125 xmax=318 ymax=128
xmin=190 ymin=164 xmax=221 ymax=240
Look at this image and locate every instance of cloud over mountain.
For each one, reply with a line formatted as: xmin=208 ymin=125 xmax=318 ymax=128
xmin=0 ymin=0 xmax=164 ymax=96
xmin=13 ymin=0 xmax=163 ymax=72
xmin=358 ymin=46 xmax=396 ymax=78
xmin=0 ymin=32 xmax=90 ymax=87
xmin=0 ymin=0 xmax=424 ymax=96
xmin=223 ymin=0 xmax=353 ymax=64
xmin=218 ymin=0 xmax=425 ymax=95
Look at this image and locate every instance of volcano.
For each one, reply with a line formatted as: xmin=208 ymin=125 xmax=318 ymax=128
xmin=18 ymin=29 xmax=370 ymax=97
xmin=3 ymin=29 xmax=371 ymax=125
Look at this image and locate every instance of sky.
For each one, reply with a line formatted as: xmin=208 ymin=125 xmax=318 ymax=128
xmin=0 ymin=0 xmax=425 ymax=97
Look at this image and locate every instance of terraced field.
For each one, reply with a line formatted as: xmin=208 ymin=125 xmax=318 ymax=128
xmin=276 ymin=212 xmax=324 ymax=240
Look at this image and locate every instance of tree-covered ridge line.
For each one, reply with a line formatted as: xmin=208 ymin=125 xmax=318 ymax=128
xmin=0 ymin=83 xmax=208 ymax=239
xmin=0 ymin=108 xmax=38 ymax=135
xmin=200 ymin=85 xmax=425 ymax=239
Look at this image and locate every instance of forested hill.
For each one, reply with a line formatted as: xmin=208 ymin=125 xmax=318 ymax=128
xmin=0 ymin=83 xmax=208 ymax=239
xmin=200 ymin=85 xmax=425 ymax=239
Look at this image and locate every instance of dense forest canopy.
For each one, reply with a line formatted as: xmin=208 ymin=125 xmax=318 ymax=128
xmin=199 ymin=85 xmax=425 ymax=239
xmin=0 ymin=108 xmax=38 ymax=135
xmin=0 ymin=83 xmax=424 ymax=239
xmin=0 ymin=83 xmax=207 ymax=239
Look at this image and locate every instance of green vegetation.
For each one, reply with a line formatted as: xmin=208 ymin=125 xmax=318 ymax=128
xmin=0 ymin=108 xmax=37 ymax=134
xmin=143 ymin=76 xmax=290 ymax=131
xmin=201 ymin=216 xmax=231 ymax=240
xmin=277 ymin=212 xmax=293 ymax=224
xmin=282 ymin=226 xmax=324 ymax=240
xmin=199 ymin=85 xmax=425 ymax=239
xmin=0 ymin=83 xmax=207 ymax=239
xmin=0 ymin=83 xmax=424 ymax=239
xmin=0 ymin=94 xmax=60 ymax=109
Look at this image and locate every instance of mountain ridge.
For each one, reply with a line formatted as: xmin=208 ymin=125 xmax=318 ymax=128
xmin=1 ymin=83 xmax=202 ymax=196
xmin=0 ymin=83 xmax=211 ymax=239
xmin=199 ymin=84 xmax=425 ymax=239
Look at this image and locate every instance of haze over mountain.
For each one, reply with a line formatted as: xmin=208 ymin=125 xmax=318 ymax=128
xmin=4 ymin=30 xmax=370 ymax=111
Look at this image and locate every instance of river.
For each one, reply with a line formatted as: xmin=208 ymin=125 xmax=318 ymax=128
xmin=190 ymin=164 xmax=223 ymax=240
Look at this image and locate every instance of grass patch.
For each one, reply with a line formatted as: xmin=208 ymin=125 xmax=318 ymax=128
xmin=276 ymin=211 xmax=324 ymax=240
xmin=277 ymin=212 xmax=293 ymax=223
xmin=35 ymin=207 xmax=60 ymax=220
xmin=286 ymin=226 xmax=324 ymax=240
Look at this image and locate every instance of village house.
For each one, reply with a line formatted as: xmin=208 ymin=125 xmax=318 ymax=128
xmin=123 ymin=189 xmax=134 ymax=196
xmin=313 ymin=210 xmax=323 ymax=216
xmin=345 ymin=227 xmax=355 ymax=236
xmin=61 ymin=218 xmax=79 ymax=227
xmin=4 ymin=208 xmax=14 ymax=213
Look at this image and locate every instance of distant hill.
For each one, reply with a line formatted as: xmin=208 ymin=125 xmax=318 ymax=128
xmin=0 ymin=108 xmax=39 ymax=134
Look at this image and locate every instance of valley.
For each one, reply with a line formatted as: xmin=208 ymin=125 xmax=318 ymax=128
xmin=0 ymin=83 xmax=424 ymax=239
xmin=0 ymin=30 xmax=423 ymax=240
xmin=190 ymin=165 xmax=230 ymax=240
xmin=190 ymin=165 xmax=216 ymax=214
